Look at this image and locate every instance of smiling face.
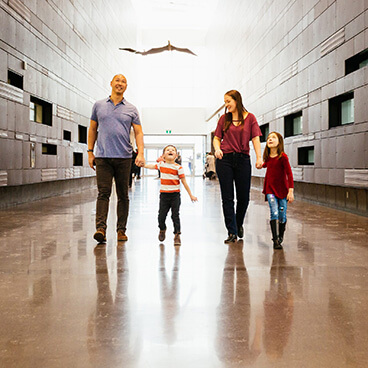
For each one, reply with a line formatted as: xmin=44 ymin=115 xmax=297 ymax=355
xmin=163 ymin=145 xmax=177 ymax=162
xmin=111 ymin=74 xmax=127 ymax=95
xmin=224 ymin=94 xmax=237 ymax=114
xmin=267 ymin=132 xmax=280 ymax=149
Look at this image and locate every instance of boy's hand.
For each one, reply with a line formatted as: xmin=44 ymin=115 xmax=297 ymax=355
xmin=190 ymin=195 xmax=198 ymax=202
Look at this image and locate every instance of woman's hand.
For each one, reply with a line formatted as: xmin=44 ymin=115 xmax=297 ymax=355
xmin=255 ymin=157 xmax=263 ymax=169
xmin=214 ymin=148 xmax=223 ymax=160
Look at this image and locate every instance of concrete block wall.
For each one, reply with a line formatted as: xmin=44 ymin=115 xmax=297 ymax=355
xmin=206 ymin=0 xmax=368 ymax=215
xmin=0 ymin=0 xmax=137 ymax=195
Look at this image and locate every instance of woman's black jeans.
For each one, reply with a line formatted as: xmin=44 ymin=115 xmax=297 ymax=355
xmin=95 ymin=158 xmax=132 ymax=232
xmin=158 ymin=192 xmax=181 ymax=234
xmin=216 ymin=153 xmax=251 ymax=236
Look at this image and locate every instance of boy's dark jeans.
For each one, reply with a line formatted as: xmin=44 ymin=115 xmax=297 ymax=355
xmin=215 ymin=153 xmax=251 ymax=235
xmin=158 ymin=192 xmax=181 ymax=234
xmin=95 ymin=158 xmax=132 ymax=232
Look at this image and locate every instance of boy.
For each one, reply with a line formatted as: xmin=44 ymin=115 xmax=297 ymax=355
xmin=145 ymin=145 xmax=197 ymax=245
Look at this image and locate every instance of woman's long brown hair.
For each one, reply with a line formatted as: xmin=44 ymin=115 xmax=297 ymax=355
xmin=263 ymin=131 xmax=285 ymax=161
xmin=223 ymin=90 xmax=248 ymax=132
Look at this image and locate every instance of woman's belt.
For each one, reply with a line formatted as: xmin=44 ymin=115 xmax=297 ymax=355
xmin=222 ymin=152 xmax=250 ymax=159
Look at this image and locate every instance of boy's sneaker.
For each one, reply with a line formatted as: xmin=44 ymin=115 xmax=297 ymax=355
xmin=117 ymin=230 xmax=128 ymax=242
xmin=94 ymin=229 xmax=106 ymax=243
xmin=174 ymin=233 xmax=181 ymax=245
xmin=159 ymin=229 xmax=166 ymax=242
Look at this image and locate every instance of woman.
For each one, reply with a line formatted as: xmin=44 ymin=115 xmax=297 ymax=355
xmin=213 ymin=90 xmax=263 ymax=243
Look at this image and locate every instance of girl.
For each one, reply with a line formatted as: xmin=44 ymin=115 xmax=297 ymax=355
xmin=262 ymin=132 xmax=294 ymax=249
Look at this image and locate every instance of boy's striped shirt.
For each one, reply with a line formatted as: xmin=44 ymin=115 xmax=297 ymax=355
xmin=155 ymin=161 xmax=185 ymax=193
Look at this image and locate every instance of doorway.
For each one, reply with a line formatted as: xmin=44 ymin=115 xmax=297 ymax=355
xmin=142 ymin=135 xmax=206 ymax=177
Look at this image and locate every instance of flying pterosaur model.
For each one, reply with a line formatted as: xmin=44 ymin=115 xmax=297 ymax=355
xmin=119 ymin=41 xmax=197 ymax=56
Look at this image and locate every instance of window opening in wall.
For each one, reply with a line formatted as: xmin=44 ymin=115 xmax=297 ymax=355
xmin=78 ymin=125 xmax=87 ymax=144
xmin=30 ymin=143 xmax=35 ymax=168
xmin=73 ymin=152 xmax=83 ymax=166
xmin=30 ymin=96 xmax=52 ymax=126
xmin=63 ymin=130 xmax=71 ymax=141
xmin=345 ymin=48 xmax=368 ymax=75
xmin=7 ymin=70 xmax=23 ymax=89
xmin=42 ymin=143 xmax=57 ymax=155
xmin=298 ymin=146 xmax=314 ymax=165
xmin=285 ymin=111 xmax=303 ymax=137
xmin=329 ymin=92 xmax=354 ymax=128
xmin=260 ymin=123 xmax=269 ymax=143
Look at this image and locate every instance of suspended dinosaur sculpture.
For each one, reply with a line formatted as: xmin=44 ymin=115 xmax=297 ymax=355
xmin=119 ymin=40 xmax=197 ymax=56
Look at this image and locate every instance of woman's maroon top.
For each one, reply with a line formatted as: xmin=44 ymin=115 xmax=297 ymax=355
xmin=214 ymin=113 xmax=262 ymax=155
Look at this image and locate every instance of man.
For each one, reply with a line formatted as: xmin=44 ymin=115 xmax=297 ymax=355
xmin=87 ymin=74 xmax=145 ymax=243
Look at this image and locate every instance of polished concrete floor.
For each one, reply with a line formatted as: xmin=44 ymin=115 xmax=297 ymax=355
xmin=1 ymin=177 xmax=368 ymax=368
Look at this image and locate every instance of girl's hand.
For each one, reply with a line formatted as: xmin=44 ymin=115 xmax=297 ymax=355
xmin=190 ymin=195 xmax=198 ymax=202
xmin=215 ymin=148 xmax=223 ymax=159
xmin=287 ymin=190 xmax=294 ymax=203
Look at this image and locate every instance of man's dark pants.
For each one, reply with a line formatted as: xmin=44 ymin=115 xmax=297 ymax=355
xmin=95 ymin=158 xmax=132 ymax=232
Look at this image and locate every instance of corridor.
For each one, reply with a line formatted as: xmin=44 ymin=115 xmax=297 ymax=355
xmin=1 ymin=178 xmax=368 ymax=367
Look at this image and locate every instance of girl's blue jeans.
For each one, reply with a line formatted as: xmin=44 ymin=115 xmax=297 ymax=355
xmin=266 ymin=194 xmax=287 ymax=223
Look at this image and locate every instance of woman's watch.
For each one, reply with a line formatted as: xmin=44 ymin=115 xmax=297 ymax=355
xmin=87 ymin=149 xmax=93 ymax=152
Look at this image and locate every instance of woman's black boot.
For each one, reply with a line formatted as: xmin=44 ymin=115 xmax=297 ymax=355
xmin=270 ymin=220 xmax=282 ymax=249
xmin=224 ymin=234 xmax=237 ymax=244
xmin=279 ymin=221 xmax=286 ymax=244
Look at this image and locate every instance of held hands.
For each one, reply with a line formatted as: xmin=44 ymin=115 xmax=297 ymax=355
xmin=255 ymin=157 xmax=263 ymax=169
xmin=214 ymin=148 xmax=223 ymax=159
xmin=135 ymin=153 xmax=145 ymax=167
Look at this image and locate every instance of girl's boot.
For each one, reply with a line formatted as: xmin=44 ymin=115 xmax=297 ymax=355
xmin=270 ymin=220 xmax=282 ymax=249
xmin=279 ymin=221 xmax=286 ymax=245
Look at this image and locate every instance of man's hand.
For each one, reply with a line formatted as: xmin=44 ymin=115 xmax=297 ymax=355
xmin=88 ymin=152 xmax=95 ymax=170
xmin=135 ymin=153 xmax=145 ymax=167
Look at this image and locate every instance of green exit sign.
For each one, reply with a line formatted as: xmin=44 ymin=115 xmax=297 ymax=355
xmin=166 ymin=130 xmax=172 ymax=134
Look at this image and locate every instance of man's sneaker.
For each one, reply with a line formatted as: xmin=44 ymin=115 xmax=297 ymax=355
xmin=94 ymin=229 xmax=106 ymax=243
xmin=174 ymin=233 xmax=181 ymax=245
xmin=159 ymin=229 xmax=166 ymax=242
xmin=117 ymin=230 xmax=128 ymax=242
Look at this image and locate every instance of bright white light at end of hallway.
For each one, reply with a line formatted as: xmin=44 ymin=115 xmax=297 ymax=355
xmin=130 ymin=0 xmax=220 ymax=30
xmin=136 ymin=51 xmax=207 ymax=107
xmin=129 ymin=0 xmax=219 ymax=107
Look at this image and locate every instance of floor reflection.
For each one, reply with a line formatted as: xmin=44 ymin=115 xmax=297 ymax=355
xmin=87 ymin=244 xmax=141 ymax=366
xmin=1 ymin=179 xmax=368 ymax=367
xmin=216 ymin=241 xmax=262 ymax=365
xmin=263 ymin=251 xmax=294 ymax=361
xmin=328 ymin=290 xmax=357 ymax=366
xmin=158 ymin=244 xmax=180 ymax=345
